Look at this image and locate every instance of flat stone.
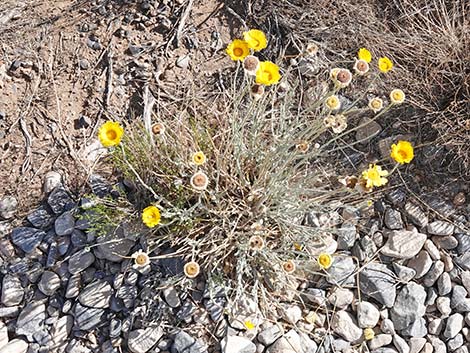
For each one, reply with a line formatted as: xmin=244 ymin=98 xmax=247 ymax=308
xmin=95 ymin=232 xmax=135 ymax=262
xmin=11 ymin=227 xmax=46 ymax=253
xmin=447 ymin=334 xmax=463 ymax=351
xmin=455 ymin=233 xmax=470 ymax=255
xmin=390 ymin=282 xmax=426 ymax=330
xmin=327 ymin=288 xmax=354 ymax=309
xmin=332 ymin=311 xmax=362 ymax=343
xmin=38 ymin=271 xmax=61 ymax=296
xmin=404 ymin=203 xmax=428 ymax=228
xmin=337 ymin=221 xmax=357 ymax=249
xmin=281 ymin=305 xmax=302 ymax=324
xmin=392 ymin=263 xmax=416 ymax=282
xmin=16 ymin=302 xmax=46 ymax=341
xmin=401 ymin=318 xmax=427 ymax=338
xmin=51 ymin=315 xmax=73 ymax=351
xmin=327 ymin=255 xmax=356 ymax=286
xmin=393 ymin=334 xmax=410 ymax=353
xmin=357 ymin=301 xmax=380 ymax=328
xmin=27 ymin=206 xmax=54 ymax=229
xmin=1 ymin=274 xmax=24 ymax=306
xmin=128 ymin=327 xmax=163 ymax=353
xmin=258 ymin=324 xmax=283 ymax=346
xmin=359 ymin=262 xmax=396 ymax=307
xmin=171 ymin=331 xmax=205 ymax=353
xmin=369 ymin=334 xmax=392 ymax=350
xmin=0 ymin=339 xmax=28 ymax=353
xmin=384 ymin=209 xmax=404 ymax=230
xmin=423 ymin=260 xmax=444 ymax=287
xmin=74 ymin=303 xmax=105 ymax=331
xmin=356 ymin=118 xmax=382 ymax=142
xmin=455 ymin=252 xmax=470 ymax=271
xmin=47 ymin=186 xmax=73 ymax=214
xmin=68 ymin=251 xmax=95 ymax=274
xmin=409 ymin=338 xmax=426 ymax=353
xmin=437 ymin=272 xmax=452 ymax=296
xmin=444 ymin=313 xmax=464 ymax=339
xmin=266 ymin=329 xmax=302 ymax=353
xmin=163 ymin=286 xmax=180 ymax=308
xmin=406 ymin=250 xmax=432 ymax=278
xmin=380 ymin=229 xmax=426 ymax=259
xmin=432 ymin=235 xmax=458 ymax=249
xmin=78 ymin=280 xmax=112 ymax=308
xmin=427 ymin=221 xmax=455 ymax=236
xmin=428 ymin=336 xmax=446 ymax=353
xmin=54 ymin=211 xmax=75 ymax=236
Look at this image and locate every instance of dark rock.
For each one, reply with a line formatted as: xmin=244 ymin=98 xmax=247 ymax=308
xmin=74 ymin=303 xmax=105 ymax=331
xmin=78 ymin=280 xmax=112 ymax=308
xmin=128 ymin=327 xmax=163 ymax=353
xmin=47 ymin=187 xmax=73 ymax=214
xmin=1 ymin=274 xmax=24 ymax=306
xmin=65 ymin=274 xmax=81 ymax=299
xmin=71 ymin=230 xmax=87 ymax=247
xmin=68 ymin=251 xmax=95 ymax=274
xmin=158 ymin=253 xmax=184 ymax=277
xmin=109 ymin=319 xmax=122 ymax=338
xmin=38 ymin=271 xmax=61 ymax=296
xmin=27 ymin=206 xmax=54 ymax=229
xmin=177 ymin=300 xmax=196 ymax=320
xmin=57 ymin=236 xmax=70 ymax=256
xmin=386 ymin=188 xmax=407 ymax=206
xmin=404 ymin=202 xmax=428 ymax=228
xmin=54 ymin=211 xmax=75 ymax=236
xmin=337 ymin=221 xmax=357 ymax=249
xmin=384 ymin=208 xmax=403 ymax=230
xmin=90 ymin=174 xmax=112 ymax=197
xmin=455 ymin=233 xmax=470 ymax=255
xmin=204 ymin=296 xmax=225 ymax=322
xmin=390 ymin=282 xmax=426 ymax=330
xmin=327 ymin=256 xmax=356 ymax=286
xmin=46 ymin=242 xmax=58 ymax=268
xmin=359 ymin=262 xmax=396 ymax=307
xmin=11 ymin=227 xmax=46 ymax=253
xmin=116 ymin=285 xmax=137 ymax=308
xmin=16 ymin=302 xmax=46 ymax=342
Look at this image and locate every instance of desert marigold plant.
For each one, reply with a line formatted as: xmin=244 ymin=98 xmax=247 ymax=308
xmin=390 ymin=89 xmax=405 ymax=104
xmin=390 ymin=140 xmax=414 ymax=164
xmin=191 ymin=151 xmax=206 ymax=165
xmin=358 ymin=48 xmax=372 ymax=63
xmin=243 ymin=29 xmax=267 ymax=51
xmin=368 ymin=97 xmax=384 ymax=112
xmin=226 ymin=39 xmax=250 ymax=61
xmin=317 ymin=253 xmax=333 ymax=269
xmin=362 ymin=164 xmax=389 ymax=189
xmin=255 ymin=61 xmax=281 ymax=86
xmin=378 ymin=57 xmax=393 ymax=73
xmin=325 ymin=95 xmax=341 ymax=110
xmin=142 ymin=205 xmax=161 ymax=228
xmin=98 ymin=121 xmax=124 ymax=147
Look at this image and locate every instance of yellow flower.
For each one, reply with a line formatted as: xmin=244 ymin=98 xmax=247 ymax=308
xmin=98 ymin=121 xmax=124 ymax=147
xmin=244 ymin=320 xmax=256 ymax=330
xmin=364 ymin=328 xmax=375 ymax=340
xmin=142 ymin=205 xmax=161 ymax=228
xmin=325 ymin=95 xmax=341 ymax=110
xmin=243 ymin=29 xmax=267 ymax=51
xmin=317 ymin=253 xmax=333 ymax=269
xmin=294 ymin=243 xmax=303 ymax=251
xmin=390 ymin=89 xmax=405 ymax=104
xmin=184 ymin=261 xmax=200 ymax=278
xmin=368 ymin=97 xmax=384 ymax=113
xmin=358 ymin=48 xmax=372 ymax=63
xmin=282 ymin=260 xmax=296 ymax=274
xmin=192 ymin=151 xmax=206 ymax=165
xmin=362 ymin=164 xmax=389 ymax=189
xmin=226 ymin=39 xmax=250 ymax=61
xmin=255 ymin=61 xmax=281 ymax=86
xmin=390 ymin=140 xmax=414 ymax=164
xmin=378 ymin=57 xmax=393 ymax=73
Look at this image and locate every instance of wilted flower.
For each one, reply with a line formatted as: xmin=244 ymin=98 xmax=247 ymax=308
xmin=358 ymin=48 xmax=372 ymax=63
xmin=364 ymin=328 xmax=375 ymax=340
xmin=294 ymin=243 xmax=303 ymax=251
xmin=317 ymin=253 xmax=333 ymax=269
xmin=296 ymin=140 xmax=310 ymax=153
xmin=390 ymin=140 xmax=414 ymax=164
xmin=184 ymin=261 xmax=200 ymax=278
xmin=323 ymin=115 xmax=335 ymax=127
xmin=249 ymin=235 xmax=265 ymax=250
xmin=192 ymin=151 xmax=206 ymax=165
xmin=368 ymin=97 xmax=384 ymax=113
xmin=362 ymin=164 xmax=389 ymax=189
xmin=243 ymin=55 xmax=260 ymax=76
xmin=98 ymin=121 xmax=124 ymax=147
xmin=390 ymin=89 xmax=405 ymax=104
xmin=282 ymin=260 xmax=296 ymax=273
xmin=329 ymin=68 xmax=341 ymax=80
xmin=325 ymin=95 xmax=341 ymax=110
xmin=335 ymin=69 xmax=352 ymax=88
xmin=306 ymin=42 xmax=319 ymax=56
xmin=142 ymin=205 xmax=161 ymax=228
xmin=243 ymin=29 xmax=267 ymax=51
xmin=131 ymin=250 xmax=150 ymax=267
xmin=378 ymin=57 xmax=393 ymax=73
xmin=226 ymin=39 xmax=249 ymax=61
xmin=251 ymin=83 xmax=265 ymax=101
xmin=338 ymin=175 xmax=359 ymax=189
xmin=353 ymin=59 xmax=369 ymax=75
xmin=256 ymin=61 xmax=281 ymax=86
xmin=190 ymin=171 xmax=209 ymax=191
xmin=151 ymin=122 xmax=165 ymax=135
xmin=331 ymin=115 xmax=347 ymax=134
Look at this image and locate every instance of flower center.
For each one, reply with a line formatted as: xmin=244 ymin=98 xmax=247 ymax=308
xmin=337 ymin=71 xmax=350 ymax=83
xmin=398 ymin=150 xmax=408 ymax=159
xmin=193 ymin=175 xmax=207 ymax=187
xmin=234 ymin=47 xmax=244 ymax=57
xmin=263 ymin=70 xmax=272 ymax=81
xmin=136 ymin=254 xmax=147 ymax=265
xmin=106 ymin=129 xmax=117 ymax=140
xmin=357 ymin=61 xmax=367 ymax=71
xmin=393 ymin=92 xmax=402 ymax=101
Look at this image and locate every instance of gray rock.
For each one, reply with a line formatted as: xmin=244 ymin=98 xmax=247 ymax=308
xmin=455 ymin=252 xmax=470 ymax=271
xmin=0 ymin=339 xmax=28 ymax=353
xmin=74 ymin=303 xmax=105 ymax=331
xmin=357 ymin=301 xmax=380 ymax=328
xmin=390 ymin=282 xmax=426 ymax=330
xmin=406 ymin=250 xmax=432 ymax=279
xmin=0 ymin=196 xmax=18 ymax=219
xmin=380 ymin=319 xmax=395 ymax=334
xmin=0 ymin=306 xmax=20 ymax=318
xmin=47 ymin=186 xmax=73 ymax=214
xmin=43 ymin=171 xmax=62 ymax=193
xmin=281 ymin=305 xmax=302 ymax=325
xmin=172 ymin=331 xmax=205 ymax=353
xmin=266 ymin=330 xmax=302 ymax=353
xmin=384 ymin=209 xmax=404 ymax=230
xmin=258 ymin=324 xmax=283 ymax=346
xmin=356 ymin=118 xmax=382 ymax=142
xmin=299 ymin=332 xmax=317 ymax=352
xmin=68 ymin=251 xmax=95 ymax=274
xmin=428 ymin=318 xmax=443 ymax=335
xmin=109 ymin=319 xmax=122 ymax=338
xmin=381 ymin=229 xmax=426 ymax=259
xmin=116 ymin=285 xmax=138 ymax=308
xmin=337 ymin=221 xmax=357 ymax=249
xmin=38 ymin=271 xmax=61 ymax=296
xmin=332 ymin=311 xmax=362 ymax=342
xmin=404 ymin=203 xmax=428 ymax=228
xmin=51 ymin=315 xmax=73 ymax=351
xmin=427 ymin=221 xmax=455 ymax=236
xmin=57 ymin=236 xmax=70 ymax=255
xmin=27 ymin=206 xmax=54 ymax=229
xmin=0 ymin=321 xmax=7 ymax=348
xmin=359 ymin=262 xmax=396 ymax=307
xmin=54 ymin=211 xmax=75 ymax=236
xmin=392 ymin=263 xmax=416 ymax=282
xmin=369 ymin=334 xmax=393 ymax=350
xmin=371 ymin=349 xmax=398 ymax=353
xmin=1 ymin=274 xmax=24 ymax=306
xmin=428 ymin=336 xmax=446 ymax=353
xmin=409 ymin=338 xmax=426 ymax=353
xmin=454 ymin=233 xmax=470 ymax=255
xmin=462 ymin=271 xmax=470 ymax=293
xmin=423 ymin=239 xmax=440 ymax=260
xmin=11 ymin=227 xmax=46 ymax=253
xmin=328 ymin=288 xmax=353 ymax=309
xmin=436 ymin=296 xmax=452 ymax=317
xmin=444 ymin=313 xmax=464 ymax=339
xmin=401 ymin=318 xmax=427 ymax=338
xmin=16 ymin=302 xmax=46 ymax=341
xmin=95 ymin=232 xmax=135 ymax=262
xmin=163 ymin=286 xmax=180 ymax=308
xmin=423 ymin=260 xmax=444 ymax=287
xmin=393 ymin=334 xmax=410 ymax=353
xmin=437 ymin=272 xmax=452 ymax=296
xmin=65 ymin=274 xmax=81 ymax=299
xmin=327 ymin=256 xmax=356 ymax=286
xmin=432 ymin=235 xmax=458 ymax=249
xmin=447 ymin=334 xmax=463 ymax=351
xmin=451 ymin=285 xmax=470 ymax=312
xmin=128 ymin=327 xmax=163 ymax=353
xmin=78 ymin=280 xmax=112 ymax=308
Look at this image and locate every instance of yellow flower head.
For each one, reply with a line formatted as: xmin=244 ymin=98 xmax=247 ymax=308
xmin=255 ymin=61 xmax=281 ymax=86
xmin=98 ymin=121 xmax=124 ymax=147
xmin=390 ymin=140 xmax=414 ymax=164
xmin=390 ymin=89 xmax=405 ymax=104
xmin=192 ymin=151 xmax=206 ymax=165
xmin=317 ymin=253 xmax=333 ymax=269
xmin=358 ymin=48 xmax=372 ymax=63
xmin=131 ymin=250 xmax=150 ymax=267
xmin=353 ymin=59 xmax=370 ymax=75
xmin=325 ymin=95 xmax=341 ymax=110
xmin=142 ymin=205 xmax=161 ymax=228
xmin=364 ymin=328 xmax=375 ymax=340
xmin=243 ymin=29 xmax=267 ymax=51
xmin=244 ymin=320 xmax=256 ymax=330
xmin=184 ymin=261 xmax=200 ymax=278
xmin=378 ymin=57 xmax=393 ymax=73
xmin=362 ymin=164 xmax=389 ymax=189
xmin=368 ymin=97 xmax=384 ymax=113
xmin=282 ymin=260 xmax=296 ymax=274
xmin=226 ymin=39 xmax=250 ymax=61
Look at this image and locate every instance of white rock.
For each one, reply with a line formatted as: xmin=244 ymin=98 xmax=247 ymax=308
xmin=381 ymin=229 xmax=427 ymax=259
xmin=368 ymin=334 xmax=393 ymax=350
xmin=393 ymin=334 xmax=410 ymax=353
xmin=266 ymin=330 xmax=302 ymax=353
xmin=424 ymin=240 xmax=441 ymax=260
xmin=421 ymin=342 xmax=433 ymax=353
xmin=380 ymin=319 xmax=395 ymax=334
xmin=43 ymin=171 xmax=62 ymax=193
xmin=428 ymin=318 xmax=443 ymax=336
xmin=281 ymin=305 xmax=302 ymax=325
xmin=409 ymin=338 xmax=426 ymax=353
xmin=328 ymin=288 xmax=354 ymax=309
xmin=428 ymin=336 xmax=446 ymax=353
xmin=0 ymin=339 xmax=28 ymax=353
xmin=436 ymin=297 xmax=452 ymax=317
xmin=444 ymin=313 xmax=464 ymax=339
xmin=357 ymin=302 xmax=380 ymax=328
xmin=332 ymin=311 xmax=362 ymax=343
xmin=406 ymin=250 xmax=432 ymax=279
xmin=0 ymin=321 xmax=8 ymax=348
xmin=461 ymin=271 xmax=470 ymax=294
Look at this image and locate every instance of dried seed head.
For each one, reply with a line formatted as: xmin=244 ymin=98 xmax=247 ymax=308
xmin=296 ymin=140 xmax=310 ymax=153
xmin=190 ymin=172 xmax=209 ymax=191
xmin=184 ymin=261 xmax=200 ymax=278
xmin=306 ymin=43 xmax=319 ymax=56
xmin=152 ymin=122 xmax=165 ymax=135
xmin=132 ymin=250 xmax=150 ymax=267
xmin=282 ymin=260 xmax=296 ymax=273
xmin=251 ymin=83 xmax=265 ymax=101
xmin=243 ymin=55 xmax=260 ymax=76
xmin=353 ymin=59 xmax=369 ymax=75
xmin=335 ymin=69 xmax=352 ymax=87
xmin=249 ymin=235 xmax=265 ymax=250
